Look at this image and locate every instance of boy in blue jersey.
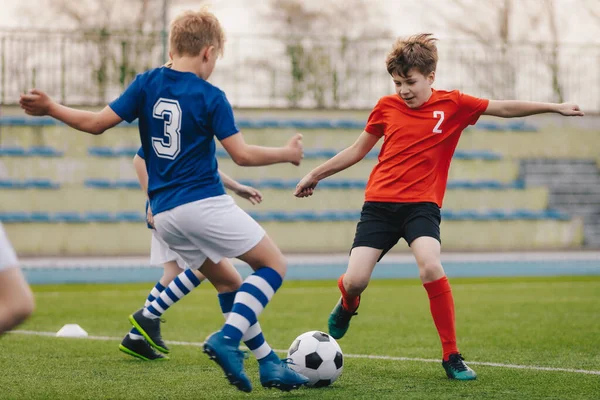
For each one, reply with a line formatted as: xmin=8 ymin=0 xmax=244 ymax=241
xmin=120 ymin=146 xmax=266 ymax=361
xmin=20 ymin=8 xmax=307 ymax=393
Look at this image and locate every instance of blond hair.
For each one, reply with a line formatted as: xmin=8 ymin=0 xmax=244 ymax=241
xmin=169 ymin=9 xmax=225 ymax=57
xmin=386 ymin=33 xmax=438 ymax=77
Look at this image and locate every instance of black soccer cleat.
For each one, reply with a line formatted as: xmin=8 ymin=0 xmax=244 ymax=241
xmin=119 ymin=334 xmax=169 ymax=361
xmin=128 ymin=308 xmax=170 ymax=354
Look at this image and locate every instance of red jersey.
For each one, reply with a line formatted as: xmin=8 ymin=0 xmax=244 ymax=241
xmin=364 ymin=89 xmax=489 ymax=207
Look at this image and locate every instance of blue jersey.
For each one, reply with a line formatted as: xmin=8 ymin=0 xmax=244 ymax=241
xmin=110 ymin=67 xmax=238 ymax=215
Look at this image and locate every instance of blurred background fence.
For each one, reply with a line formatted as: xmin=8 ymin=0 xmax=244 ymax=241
xmin=1 ymin=30 xmax=599 ymax=111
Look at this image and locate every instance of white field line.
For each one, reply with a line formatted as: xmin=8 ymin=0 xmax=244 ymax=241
xmin=9 ymin=329 xmax=600 ymax=376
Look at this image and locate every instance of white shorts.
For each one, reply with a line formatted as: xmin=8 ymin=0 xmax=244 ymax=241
xmin=0 ymin=223 xmax=19 ymax=270
xmin=150 ymin=231 xmax=188 ymax=269
xmin=153 ymin=195 xmax=265 ymax=268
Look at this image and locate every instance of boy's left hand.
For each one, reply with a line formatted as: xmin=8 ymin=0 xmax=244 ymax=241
xmin=19 ymin=89 xmax=53 ymax=116
xmin=557 ymin=103 xmax=584 ymax=116
xmin=234 ymin=184 xmax=263 ymax=205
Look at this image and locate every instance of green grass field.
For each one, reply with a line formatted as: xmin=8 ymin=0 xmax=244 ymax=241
xmin=2 ymin=276 xmax=599 ymax=399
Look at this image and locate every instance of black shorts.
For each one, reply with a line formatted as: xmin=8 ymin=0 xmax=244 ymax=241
xmin=351 ymin=201 xmax=441 ymax=261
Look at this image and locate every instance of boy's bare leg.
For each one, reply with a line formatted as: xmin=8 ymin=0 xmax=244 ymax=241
xmin=328 ymin=246 xmax=381 ymax=340
xmin=0 ymin=267 xmax=34 ymax=335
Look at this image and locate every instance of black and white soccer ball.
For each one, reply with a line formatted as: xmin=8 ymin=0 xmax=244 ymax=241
xmin=286 ymin=330 xmax=343 ymax=387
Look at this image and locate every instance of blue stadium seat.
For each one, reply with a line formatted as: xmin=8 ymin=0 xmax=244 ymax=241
xmin=53 ymin=212 xmax=85 ymax=223
xmin=331 ymin=120 xmax=365 ymax=129
xmin=453 ymin=150 xmax=503 ymax=160
xmin=84 ymin=212 xmax=114 ymax=223
xmin=114 ymin=180 xmax=140 ymax=189
xmin=115 ymin=211 xmax=145 ymax=222
xmin=26 ymin=179 xmax=60 ymax=189
xmin=292 ymin=210 xmax=320 ymax=221
xmin=474 ymin=121 xmax=503 ymax=131
xmin=486 ymin=209 xmax=509 ymax=220
xmin=511 ymin=209 xmax=541 ymax=220
xmin=30 ymin=212 xmax=52 ymax=222
xmin=88 ymin=147 xmax=117 ymax=157
xmin=543 ymin=209 xmax=568 ymax=220
xmin=0 ymin=212 xmax=30 ymax=223
xmin=28 ymin=146 xmax=64 ymax=157
xmin=117 ymin=148 xmax=138 ymax=157
xmin=506 ymin=120 xmax=538 ymax=132
xmin=0 ymin=146 xmax=27 ymax=156
xmin=84 ymin=179 xmax=113 ymax=188
xmin=0 ymin=116 xmax=56 ymax=126
xmin=0 ymin=180 xmax=26 ymax=189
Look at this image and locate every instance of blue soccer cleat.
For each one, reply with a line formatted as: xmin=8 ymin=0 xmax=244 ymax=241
xmin=203 ymin=331 xmax=252 ymax=393
xmin=259 ymin=357 xmax=309 ymax=391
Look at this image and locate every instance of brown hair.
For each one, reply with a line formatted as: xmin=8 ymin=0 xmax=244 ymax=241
xmin=385 ymin=33 xmax=438 ymax=77
xmin=169 ymin=9 xmax=225 ymax=57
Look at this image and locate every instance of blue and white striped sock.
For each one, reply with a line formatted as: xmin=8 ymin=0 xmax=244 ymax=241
xmin=218 ymin=291 xmax=278 ymax=364
xmin=143 ymin=269 xmax=202 ymax=319
xmin=129 ymin=282 xmax=166 ymax=340
xmin=221 ymin=267 xmax=282 ymax=346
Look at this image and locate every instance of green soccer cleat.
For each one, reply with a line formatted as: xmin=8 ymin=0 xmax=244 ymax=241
xmin=442 ymin=353 xmax=477 ymax=380
xmin=327 ymin=297 xmax=359 ymax=340
xmin=119 ymin=334 xmax=169 ymax=361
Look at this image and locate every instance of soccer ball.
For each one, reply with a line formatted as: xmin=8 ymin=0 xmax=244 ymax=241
xmin=286 ymin=330 xmax=344 ymax=387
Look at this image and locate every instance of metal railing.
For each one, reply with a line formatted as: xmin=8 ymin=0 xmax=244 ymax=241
xmin=1 ymin=30 xmax=599 ymax=111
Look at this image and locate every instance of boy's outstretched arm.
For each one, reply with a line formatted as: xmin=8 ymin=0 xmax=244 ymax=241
xmin=219 ymin=170 xmax=263 ymax=205
xmin=483 ymin=100 xmax=584 ymax=118
xmin=294 ymin=131 xmax=380 ymax=198
xmin=220 ymin=132 xmax=303 ymax=167
xmin=19 ymin=89 xmax=122 ymax=135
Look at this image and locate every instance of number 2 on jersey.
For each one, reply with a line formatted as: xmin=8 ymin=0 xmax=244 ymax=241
xmin=152 ymin=98 xmax=182 ymax=160
xmin=433 ymin=111 xmax=444 ymax=134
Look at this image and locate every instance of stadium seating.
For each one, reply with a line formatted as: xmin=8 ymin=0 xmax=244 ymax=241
xmin=0 ymin=116 xmax=592 ymax=255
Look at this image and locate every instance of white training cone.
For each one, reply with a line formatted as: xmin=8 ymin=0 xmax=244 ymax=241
xmin=56 ymin=324 xmax=88 ymax=338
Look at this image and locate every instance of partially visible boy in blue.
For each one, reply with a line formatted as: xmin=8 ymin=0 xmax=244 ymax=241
xmin=20 ymin=8 xmax=307 ymax=393
xmin=119 ymin=145 xmax=266 ymax=362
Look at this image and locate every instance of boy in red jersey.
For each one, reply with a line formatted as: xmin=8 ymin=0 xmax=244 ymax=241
xmin=294 ymin=33 xmax=584 ymax=380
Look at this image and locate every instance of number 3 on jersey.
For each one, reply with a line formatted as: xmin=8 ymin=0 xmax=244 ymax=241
xmin=152 ymin=98 xmax=182 ymax=160
xmin=433 ymin=111 xmax=444 ymax=134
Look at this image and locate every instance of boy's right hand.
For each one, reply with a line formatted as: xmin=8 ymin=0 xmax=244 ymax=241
xmin=286 ymin=133 xmax=304 ymax=166
xmin=19 ymin=89 xmax=54 ymax=116
xmin=294 ymin=173 xmax=318 ymax=198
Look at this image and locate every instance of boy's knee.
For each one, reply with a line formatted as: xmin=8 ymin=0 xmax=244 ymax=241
xmin=267 ymin=254 xmax=287 ymax=280
xmin=214 ymin=281 xmax=241 ymax=294
xmin=343 ymin=275 xmax=368 ymax=296
xmin=0 ymin=298 xmax=34 ymax=333
xmin=418 ymin=261 xmax=444 ymax=282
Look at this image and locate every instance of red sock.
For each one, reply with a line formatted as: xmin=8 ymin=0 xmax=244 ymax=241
xmin=423 ymin=276 xmax=459 ymax=361
xmin=338 ymin=274 xmax=360 ymax=312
